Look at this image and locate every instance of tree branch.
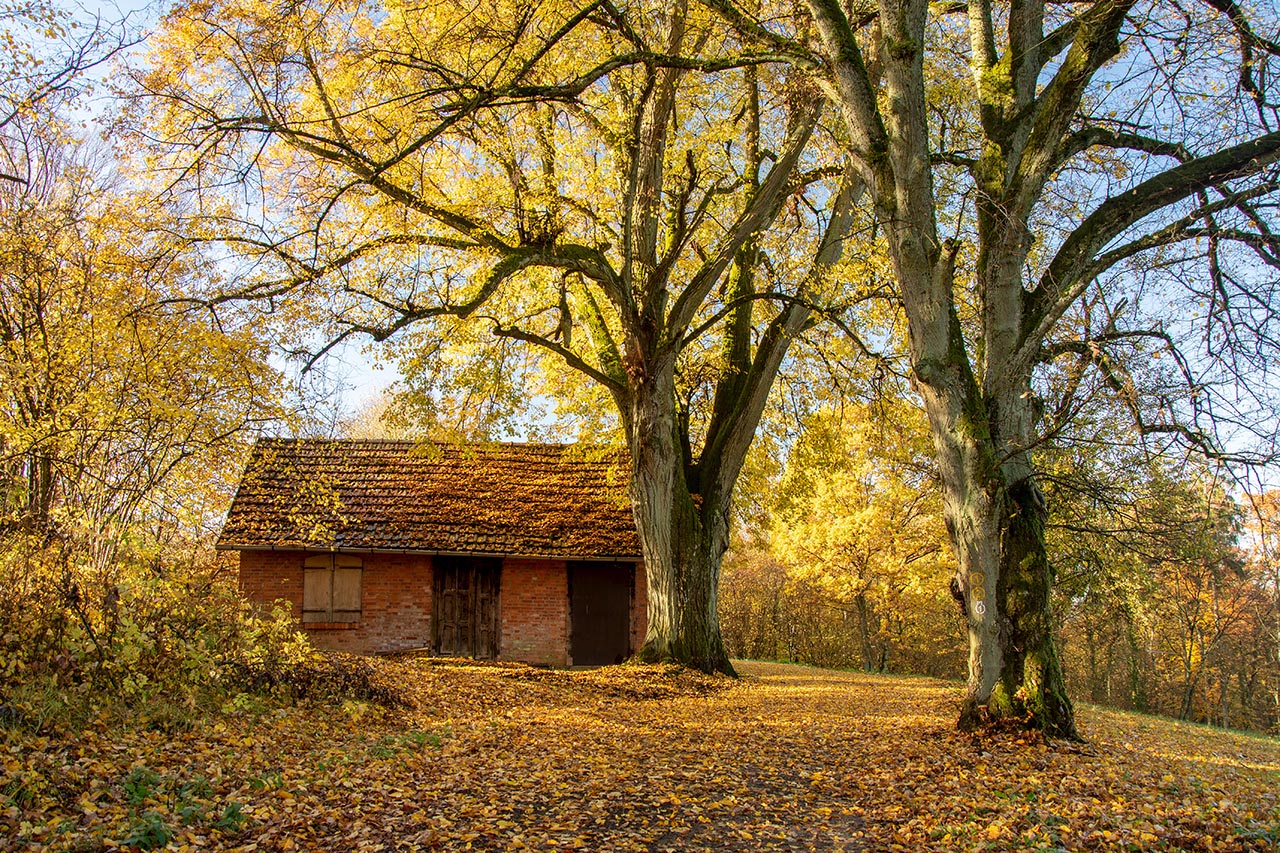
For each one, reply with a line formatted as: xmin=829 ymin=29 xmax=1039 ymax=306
xmin=1030 ymin=132 xmax=1280 ymax=356
xmin=486 ymin=320 xmax=625 ymax=392
xmin=666 ymin=96 xmax=824 ymax=339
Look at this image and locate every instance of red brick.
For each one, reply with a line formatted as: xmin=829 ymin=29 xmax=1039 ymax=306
xmin=240 ymin=550 xmax=432 ymax=653
xmin=499 ymin=559 xmax=568 ymax=666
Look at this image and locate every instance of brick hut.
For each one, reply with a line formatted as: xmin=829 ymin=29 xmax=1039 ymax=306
xmin=217 ymin=439 xmax=646 ymax=666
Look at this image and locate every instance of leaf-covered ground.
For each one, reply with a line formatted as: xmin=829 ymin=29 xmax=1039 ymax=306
xmin=4 ymin=659 xmax=1278 ymax=851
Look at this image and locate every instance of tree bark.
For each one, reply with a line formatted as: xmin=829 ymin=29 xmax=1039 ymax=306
xmin=989 ymin=472 xmax=1077 ymax=737
xmin=936 ymin=445 xmax=1077 ymax=737
xmin=622 ymin=357 xmax=735 ymax=675
xmin=911 ymin=321 xmax=1078 ymax=736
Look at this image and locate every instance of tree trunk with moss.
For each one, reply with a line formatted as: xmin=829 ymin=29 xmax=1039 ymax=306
xmin=623 ymin=357 xmax=735 ymax=675
xmin=910 ymin=309 xmax=1077 ymax=738
xmin=951 ymin=452 xmax=1076 ymax=735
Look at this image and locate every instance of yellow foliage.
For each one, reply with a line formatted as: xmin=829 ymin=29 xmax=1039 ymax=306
xmin=724 ymin=397 xmax=963 ymax=674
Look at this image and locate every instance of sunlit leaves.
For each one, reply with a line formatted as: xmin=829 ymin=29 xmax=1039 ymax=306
xmin=722 ymin=398 xmax=962 ymax=673
xmin=0 ymin=127 xmax=283 ymax=566
xmin=136 ymin=0 xmax=851 ymax=423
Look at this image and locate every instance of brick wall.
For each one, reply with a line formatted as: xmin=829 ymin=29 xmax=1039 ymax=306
xmin=238 ymin=550 xmax=644 ymax=664
xmin=238 ymin=549 xmax=303 ymax=612
xmin=499 ymin=558 xmax=569 ymax=667
xmin=239 ymin=550 xmax=433 ymax=654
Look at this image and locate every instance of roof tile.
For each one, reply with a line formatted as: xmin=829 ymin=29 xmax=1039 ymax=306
xmin=217 ymin=439 xmax=641 ymax=559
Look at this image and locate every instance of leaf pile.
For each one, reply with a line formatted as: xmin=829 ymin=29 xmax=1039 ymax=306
xmin=3 ymin=660 xmax=1277 ymax=851
xmin=226 ymin=651 xmax=411 ymax=708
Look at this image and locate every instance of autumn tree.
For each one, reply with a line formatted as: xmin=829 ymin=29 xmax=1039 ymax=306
xmin=1243 ymin=492 xmax=1280 ymax=729
xmin=0 ymin=0 xmax=279 ymax=560
xmin=0 ymin=1 xmax=132 ymax=179
xmin=0 ymin=5 xmax=287 ymax=702
xmin=1218 ymin=488 xmax=1280 ymax=729
xmin=0 ymin=126 xmax=282 ymax=571
xmin=705 ymin=0 xmax=1280 ymax=734
xmin=1047 ymin=449 xmax=1280 ymax=730
xmin=765 ymin=399 xmax=959 ymax=673
xmin=135 ymin=0 xmax=872 ymax=672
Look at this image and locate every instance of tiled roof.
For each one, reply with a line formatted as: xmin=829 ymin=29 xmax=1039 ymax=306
xmin=217 ymin=439 xmax=641 ymax=559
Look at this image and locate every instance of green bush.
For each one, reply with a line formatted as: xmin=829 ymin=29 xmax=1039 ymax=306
xmin=122 ymin=810 xmax=173 ymax=850
xmin=123 ymin=766 xmax=162 ymax=805
xmin=213 ymin=801 xmax=247 ymax=834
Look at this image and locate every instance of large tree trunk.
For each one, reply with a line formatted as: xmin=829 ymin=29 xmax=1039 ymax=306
xmin=915 ymin=350 xmax=1078 ymax=737
xmin=936 ymin=444 xmax=1077 ymax=737
xmin=622 ymin=360 xmax=735 ymax=675
xmin=990 ymin=470 xmax=1077 ymax=737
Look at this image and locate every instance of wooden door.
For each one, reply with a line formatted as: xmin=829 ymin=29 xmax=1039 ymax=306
xmin=433 ymin=557 xmax=501 ymax=659
xmin=570 ymin=562 xmax=632 ymax=666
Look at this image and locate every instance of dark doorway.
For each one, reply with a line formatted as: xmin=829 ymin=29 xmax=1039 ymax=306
xmin=433 ymin=557 xmax=501 ymax=659
xmin=570 ymin=561 xmax=633 ymax=666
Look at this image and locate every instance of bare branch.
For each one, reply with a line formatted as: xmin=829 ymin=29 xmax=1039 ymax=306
xmin=1033 ymin=132 xmax=1280 ymax=341
xmin=485 ymin=319 xmax=625 ymax=392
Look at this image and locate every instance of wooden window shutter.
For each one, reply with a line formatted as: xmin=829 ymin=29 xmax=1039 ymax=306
xmin=332 ymin=555 xmax=363 ymax=622
xmin=301 ymin=554 xmax=362 ymax=623
xmin=302 ymin=554 xmax=332 ymax=623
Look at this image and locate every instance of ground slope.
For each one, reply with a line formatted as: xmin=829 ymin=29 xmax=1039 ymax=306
xmin=3 ymin=659 xmax=1278 ymax=851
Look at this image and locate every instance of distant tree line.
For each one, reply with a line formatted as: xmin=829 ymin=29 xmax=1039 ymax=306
xmin=719 ymin=402 xmax=1280 ymax=733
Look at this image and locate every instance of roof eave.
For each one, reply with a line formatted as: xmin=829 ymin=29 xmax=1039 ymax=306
xmin=215 ymin=542 xmax=643 ymax=562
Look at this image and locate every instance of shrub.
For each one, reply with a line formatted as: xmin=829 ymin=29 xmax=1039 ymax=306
xmin=122 ymin=811 xmax=173 ymax=850
xmin=0 ymin=541 xmax=402 ymax=733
